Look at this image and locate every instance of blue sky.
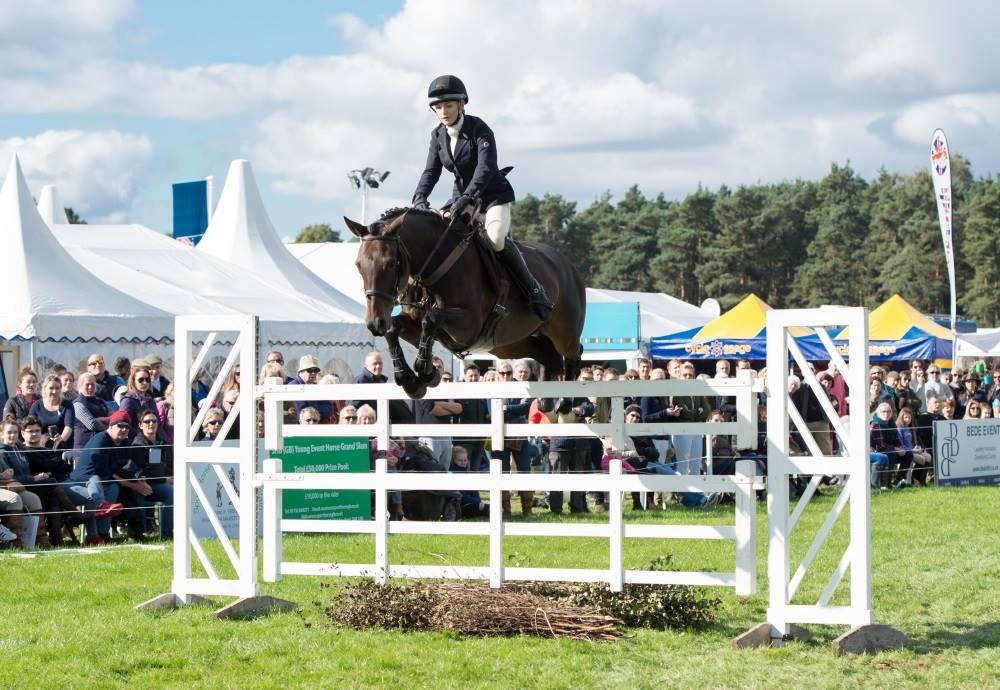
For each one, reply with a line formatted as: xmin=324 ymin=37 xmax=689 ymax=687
xmin=2 ymin=1 xmax=999 ymax=236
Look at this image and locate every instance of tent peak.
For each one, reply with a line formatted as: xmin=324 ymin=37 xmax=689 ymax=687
xmin=37 ymin=185 xmax=69 ymax=225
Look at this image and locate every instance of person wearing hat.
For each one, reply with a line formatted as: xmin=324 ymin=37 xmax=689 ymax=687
xmin=145 ymin=354 xmax=170 ymax=396
xmin=66 ymin=410 xmax=141 ymax=544
xmin=956 ymin=372 xmax=987 ymax=419
xmin=411 ymin=74 xmax=553 ymax=322
xmin=290 ymin=355 xmax=333 ymax=423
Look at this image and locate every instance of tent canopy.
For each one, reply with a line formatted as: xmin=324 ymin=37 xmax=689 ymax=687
xmin=955 ymin=328 xmax=1000 ymax=357
xmin=836 ymin=294 xmax=952 ymax=363
xmin=649 ymin=294 xmax=811 ymax=360
xmin=287 ymin=241 xmax=366 ymax=307
xmin=197 ymin=160 xmax=364 ymax=319
xmin=0 ymin=154 xmax=172 ymax=343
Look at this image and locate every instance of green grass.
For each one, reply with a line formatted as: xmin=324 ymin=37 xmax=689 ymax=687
xmin=3 ymin=486 xmax=999 ymax=689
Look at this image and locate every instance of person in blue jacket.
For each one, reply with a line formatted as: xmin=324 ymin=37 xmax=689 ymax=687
xmin=412 ymin=74 xmax=553 ymax=321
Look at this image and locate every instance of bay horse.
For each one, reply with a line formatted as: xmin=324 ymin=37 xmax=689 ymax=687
xmin=344 ymin=207 xmax=585 ymax=398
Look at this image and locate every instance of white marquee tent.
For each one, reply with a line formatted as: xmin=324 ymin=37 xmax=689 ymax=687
xmin=955 ymin=328 xmax=1000 ymax=357
xmin=197 ymin=160 xmax=365 ymax=319
xmin=0 ymin=154 xmax=173 ymax=379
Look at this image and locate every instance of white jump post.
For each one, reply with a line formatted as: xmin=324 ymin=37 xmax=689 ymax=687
xmin=138 ymin=315 xmax=293 ymax=618
xmin=734 ymin=307 xmax=906 ymax=654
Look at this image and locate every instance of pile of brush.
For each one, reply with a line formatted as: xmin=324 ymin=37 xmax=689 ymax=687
xmin=324 ymin=559 xmax=719 ymax=641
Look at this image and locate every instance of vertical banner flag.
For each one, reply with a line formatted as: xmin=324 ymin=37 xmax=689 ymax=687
xmin=930 ymin=129 xmax=957 ymax=332
xmin=172 ymin=179 xmax=209 ymax=245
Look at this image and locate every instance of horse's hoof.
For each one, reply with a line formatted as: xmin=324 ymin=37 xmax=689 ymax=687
xmin=403 ymin=382 xmax=427 ymax=399
xmin=419 ymin=369 xmax=442 ymax=388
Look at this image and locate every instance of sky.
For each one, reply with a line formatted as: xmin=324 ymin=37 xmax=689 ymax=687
xmin=1 ymin=0 xmax=999 ymax=237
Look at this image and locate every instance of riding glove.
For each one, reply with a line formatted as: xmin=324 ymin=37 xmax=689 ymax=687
xmin=412 ymin=195 xmax=431 ymax=210
xmin=450 ymin=194 xmax=474 ymax=218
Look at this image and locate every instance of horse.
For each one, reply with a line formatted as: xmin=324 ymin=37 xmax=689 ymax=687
xmin=344 ymin=207 xmax=585 ymax=398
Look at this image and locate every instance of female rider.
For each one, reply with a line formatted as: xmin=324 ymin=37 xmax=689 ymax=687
xmin=411 ymin=74 xmax=553 ymax=321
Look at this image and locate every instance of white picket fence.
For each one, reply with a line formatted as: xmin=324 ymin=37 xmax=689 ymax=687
xmin=258 ymin=377 xmax=764 ymax=594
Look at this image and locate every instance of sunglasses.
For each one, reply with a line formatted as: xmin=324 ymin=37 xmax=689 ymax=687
xmin=114 ymin=422 xmax=131 ymax=430
xmin=140 ymin=419 xmax=158 ymax=425
xmin=268 ymin=358 xmax=284 ymax=364
xmin=136 ymin=377 xmax=150 ymax=383
xmin=341 ymin=415 xmax=357 ymax=421
xmin=88 ymin=360 xmax=103 ymax=366
xmin=302 ymin=367 xmax=321 ymax=374
xmin=234 ymin=371 xmax=241 ymax=376
xmin=207 ymin=420 xmax=223 ymax=426
xmin=498 ymin=370 xmax=512 ymax=376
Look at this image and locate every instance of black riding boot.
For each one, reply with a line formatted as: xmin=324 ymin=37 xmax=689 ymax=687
xmin=498 ymin=238 xmax=554 ymax=321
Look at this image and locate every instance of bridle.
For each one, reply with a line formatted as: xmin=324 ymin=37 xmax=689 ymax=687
xmin=360 ymin=209 xmax=477 ymax=307
xmin=360 ymin=233 xmax=411 ymax=305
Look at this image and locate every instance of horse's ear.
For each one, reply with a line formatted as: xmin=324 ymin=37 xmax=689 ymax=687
xmin=343 ymin=217 xmax=368 ymax=238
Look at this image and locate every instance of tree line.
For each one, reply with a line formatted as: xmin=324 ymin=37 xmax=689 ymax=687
xmin=508 ymin=156 xmax=1000 ymax=327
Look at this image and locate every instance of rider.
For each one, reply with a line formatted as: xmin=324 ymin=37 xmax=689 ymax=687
xmin=412 ymin=74 xmax=554 ymax=322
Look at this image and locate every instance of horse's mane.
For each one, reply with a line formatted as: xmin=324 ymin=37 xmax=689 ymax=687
xmin=371 ymin=206 xmax=447 ymax=234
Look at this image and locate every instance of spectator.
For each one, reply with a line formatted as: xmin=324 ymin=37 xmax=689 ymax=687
xmin=86 ymin=354 xmax=117 ymax=402
xmin=623 ymin=369 xmax=639 ymax=381
xmin=130 ymin=411 xmax=174 ymax=540
xmin=157 ymin=383 xmax=175 ymax=444
xmin=199 ymin=408 xmax=226 ymax=441
xmin=894 ymin=370 xmax=921 ymax=414
xmin=1 ymin=417 xmax=49 ymax=547
xmin=18 ymin=416 xmax=82 ymax=546
xmin=962 ymin=399 xmax=984 ymax=420
xmin=538 ymin=392 xmax=593 ymax=515
xmin=356 ymin=405 xmax=377 ymax=425
xmin=794 ymin=372 xmax=831 ymax=455
xmin=449 ymin=446 xmax=489 ymax=518
xmin=668 ymin=362 xmax=711 ymax=475
xmin=637 ymin=358 xmax=652 ymax=380
xmin=820 ymin=361 xmax=849 ymax=416
xmin=492 ymin=360 xmax=536 ymax=517
xmin=338 ymin=406 xmax=358 ymax=424
xmin=440 ymin=371 xmax=453 ymax=383
xmin=715 ymin=360 xmax=731 ymax=379
xmin=602 ymin=406 xmax=722 ymax=510
xmin=922 ymin=365 xmax=951 ymax=410
xmin=650 ymin=367 xmax=666 ymax=380
xmin=3 ymin=368 xmax=38 ymax=420
xmin=291 ymin=356 xmax=333 ymax=423
xmin=455 ymin=363 xmax=489 ymax=473
xmin=956 ymin=374 xmax=987 ymax=419
xmin=736 ymin=359 xmax=753 ymax=373
xmin=59 ymin=370 xmax=77 ymax=405
xmin=896 ymin=406 xmax=931 ymax=486
xmin=190 ymin=361 xmax=210 ymax=409
xmin=119 ymin=366 xmax=158 ymax=430
xmin=298 ymin=407 xmax=322 ymax=425
xmin=146 ymin=355 xmax=170 ymax=396
xmin=72 ymin=372 xmax=110 ymax=449
xmin=70 ymin=410 xmax=146 ymax=542
xmin=223 ymin=362 xmax=241 ymax=396
xmin=258 ymin=361 xmax=286 ymax=384
xmin=28 ymin=374 xmax=75 ymax=449
xmin=666 ymin=359 xmax=683 ymax=380
xmin=939 ymin=397 xmax=956 ymax=420
xmin=870 ymin=402 xmax=912 ymax=489
xmin=112 ymin=357 xmax=131 ymax=387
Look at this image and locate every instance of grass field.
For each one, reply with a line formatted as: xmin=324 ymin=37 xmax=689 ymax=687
xmin=3 ymin=485 xmax=998 ymax=689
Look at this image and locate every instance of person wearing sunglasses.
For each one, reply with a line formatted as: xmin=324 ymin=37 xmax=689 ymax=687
xmin=119 ymin=366 xmax=158 ymax=431
xmin=67 ymin=410 xmax=141 ymax=544
xmin=199 ymin=408 xmax=227 ymax=441
xmin=129 ymin=413 xmax=174 ymax=540
xmin=289 ymin=355 xmax=334 ymax=423
xmin=84 ymin=353 xmax=118 ymax=403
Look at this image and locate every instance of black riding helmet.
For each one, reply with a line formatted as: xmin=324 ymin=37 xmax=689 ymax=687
xmin=428 ymin=74 xmax=468 ymax=106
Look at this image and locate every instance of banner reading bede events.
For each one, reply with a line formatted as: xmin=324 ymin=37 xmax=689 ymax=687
xmin=934 ymin=419 xmax=1000 ymax=486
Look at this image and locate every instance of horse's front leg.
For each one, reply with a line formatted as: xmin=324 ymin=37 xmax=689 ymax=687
xmin=413 ymin=310 xmax=441 ymax=385
xmin=384 ymin=318 xmax=419 ymax=392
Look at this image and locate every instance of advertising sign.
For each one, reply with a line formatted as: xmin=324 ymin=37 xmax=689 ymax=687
xmin=269 ymin=436 xmax=371 ymax=520
xmin=934 ymin=419 xmax=1000 ymax=486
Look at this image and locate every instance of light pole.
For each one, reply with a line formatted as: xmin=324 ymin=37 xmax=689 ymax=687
xmin=347 ymin=167 xmax=391 ymax=225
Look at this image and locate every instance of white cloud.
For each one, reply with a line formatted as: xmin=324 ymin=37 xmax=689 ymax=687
xmin=3 ymin=0 xmax=1000 ymax=226
xmin=0 ymin=129 xmax=155 ymax=222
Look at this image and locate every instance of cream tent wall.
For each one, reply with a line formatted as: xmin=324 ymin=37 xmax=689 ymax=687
xmin=0 ymin=154 xmax=173 ymax=378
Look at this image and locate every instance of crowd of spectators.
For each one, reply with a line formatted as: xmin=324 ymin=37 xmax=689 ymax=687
xmin=3 ymin=348 xmax=997 ymax=547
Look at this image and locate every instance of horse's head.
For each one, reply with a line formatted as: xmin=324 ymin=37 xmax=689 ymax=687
xmin=345 ymin=211 xmax=412 ymax=336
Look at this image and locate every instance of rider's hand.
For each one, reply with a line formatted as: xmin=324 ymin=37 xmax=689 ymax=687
xmin=412 ymin=194 xmax=430 ymax=210
xmin=450 ymin=194 xmax=474 ymax=218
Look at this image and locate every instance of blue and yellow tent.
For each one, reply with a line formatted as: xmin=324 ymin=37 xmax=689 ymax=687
xmin=836 ymin=294 xmax=952 ymax=366
xmin=649 ymin=294 xmax=813 ymax=360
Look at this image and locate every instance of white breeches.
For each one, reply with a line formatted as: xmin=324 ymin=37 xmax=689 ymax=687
xmin=484 ymin=202 xmax=511 ymax=251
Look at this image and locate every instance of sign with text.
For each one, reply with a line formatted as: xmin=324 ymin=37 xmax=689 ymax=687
xmin=934 ymin=419 xmax=1000 ymax=486
xmin=270 ymin=437 xmax=370 ymax=519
